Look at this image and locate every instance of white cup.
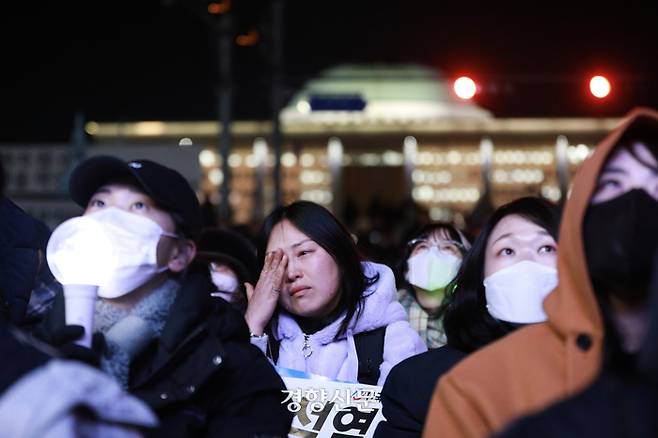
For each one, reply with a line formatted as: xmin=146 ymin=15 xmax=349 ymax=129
xmin=63 ymin=284 xmax=98 ymax=348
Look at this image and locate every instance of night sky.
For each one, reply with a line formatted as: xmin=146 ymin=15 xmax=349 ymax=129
xmin=2 ymin=0 xmax=658 ymax=142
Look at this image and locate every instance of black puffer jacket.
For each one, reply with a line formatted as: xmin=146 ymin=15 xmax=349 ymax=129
xmin=374 ymin=345 xmax=466 ymax=438
xmin=0 ymin=197 xmax=52 ymax=324
xmin=44 ymin=266 xmax=293 ymax=438
xmin=493 ymin=374 xmax=658 ymax=438
xmin=0 ymin=318 xmax=50 ymax=394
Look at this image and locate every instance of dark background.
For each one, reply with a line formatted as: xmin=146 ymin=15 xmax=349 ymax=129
xmin=2 ymin=0 xmax=657 ymax=142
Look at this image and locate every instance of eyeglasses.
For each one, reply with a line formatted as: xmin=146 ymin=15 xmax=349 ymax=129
xmin=408 ymin=238 xmax=464 ymax=256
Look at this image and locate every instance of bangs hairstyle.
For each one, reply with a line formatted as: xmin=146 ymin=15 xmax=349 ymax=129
xmin=257 ymin=200 xmax=378 ymax=339
xmin=441 ymin=197 xmax=561 ymax=353
xmin=396 ymin=222 xmax=470 ymax=290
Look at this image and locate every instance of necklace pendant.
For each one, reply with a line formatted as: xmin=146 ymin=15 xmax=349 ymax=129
xmin=302 ymin=334 xmax=313 ymax=358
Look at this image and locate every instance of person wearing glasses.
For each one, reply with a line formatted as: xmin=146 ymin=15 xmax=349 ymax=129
xmin=396 ymin=223 xmax=471 ymax=349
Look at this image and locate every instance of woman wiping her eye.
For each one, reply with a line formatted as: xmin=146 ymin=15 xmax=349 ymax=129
xmin=244 ymin=201 xmax=426 ymax=386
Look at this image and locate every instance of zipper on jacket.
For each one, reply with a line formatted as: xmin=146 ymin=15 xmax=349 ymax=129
xmin=302 ymin=334 xmax=312 ymax=358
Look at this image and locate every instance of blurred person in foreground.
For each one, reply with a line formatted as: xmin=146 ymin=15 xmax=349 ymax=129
xmin=423 ymin=107 xmax=658 ymax=438
xmin=0 ymin=159 xmax=56 ymax=326
xmin=1 ymin=158 xmax=157 ymax=437
xmin=375 ymin=197 xmax=560 ymax=438
xmin=0 ymin=317 xmax=157 ymax=437
xmin=39 ymin=156 xmax=292 ymax=438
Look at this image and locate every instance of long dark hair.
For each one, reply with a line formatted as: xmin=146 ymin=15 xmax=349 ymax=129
xmin=257 ymin=201 xmax=378 ymax=339
xmin=442 ymin=197 xmax=561 ymax=353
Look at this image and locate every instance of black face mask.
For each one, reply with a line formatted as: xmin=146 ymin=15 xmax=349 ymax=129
xmin=583 ymin=189 xmax=658 ymax=305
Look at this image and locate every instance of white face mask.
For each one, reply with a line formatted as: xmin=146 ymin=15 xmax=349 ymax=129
xmin=406 ymin=248 xmax=462 ymax=293
xmin=483 ymin=260 xmax=558 ymax=324
xmin=210 ymin=270 xmax=239 ymax=295
xmin=47 ymin=207 xmax=178 ymax=299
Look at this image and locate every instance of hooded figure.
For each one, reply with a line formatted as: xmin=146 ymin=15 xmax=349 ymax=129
xmin=494 ymin=249 xmax=658 ymax=438
xmin=422 ymin=107 xmax=658 ymax=438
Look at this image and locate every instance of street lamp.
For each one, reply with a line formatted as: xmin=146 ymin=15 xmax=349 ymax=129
xmin=453 ymin=76 xmax=477 ymax=100
xmin=589 ymin=75 xmax=611 ymax=99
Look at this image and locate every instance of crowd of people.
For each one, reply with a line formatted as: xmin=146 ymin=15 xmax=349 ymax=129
xmin=0 ymin=106 xmax=657 ymax=438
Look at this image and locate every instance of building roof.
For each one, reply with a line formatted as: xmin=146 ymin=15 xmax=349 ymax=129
xmin=280 ymin=64 xmax=492 ymax=126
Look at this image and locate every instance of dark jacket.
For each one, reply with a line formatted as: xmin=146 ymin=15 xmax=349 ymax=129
xmin=374 ymin=345 xmax=466 ymax=438
xmin=44 ymin=267 xmax=293 ymax=438
xmin=0 ymin=318 xmax=50 ymax=394
xmin=0 ymin=197 xmax=52 ymax=324
xmin=494 ymin=374 xmax=658 ymax=438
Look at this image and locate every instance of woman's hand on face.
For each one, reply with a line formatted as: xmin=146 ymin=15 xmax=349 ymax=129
xmin=244 ymin=250 xmax=287 ymax=335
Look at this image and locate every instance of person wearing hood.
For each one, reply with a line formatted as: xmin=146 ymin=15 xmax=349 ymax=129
xmin=422 ymin=107 xmax=658 ymax=438
xmin=395 ymin=223 xmax=471 ymax=349
xmin=245 ymin=200 xmax=427 ymax=386
xmin=195 ymin=227 xmax=258 ymax=313
xmin=38 ymin=156 xmax=292 ymax=438
xmin=494 ymin=245 xmax=658 ymax=436
xmin=375 ymin=197 xmax=560 ymax=438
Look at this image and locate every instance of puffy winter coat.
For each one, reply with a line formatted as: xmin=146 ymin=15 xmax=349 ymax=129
xmin=0 ymin=197 xmax=52 ymax=324
xmin=374 ymin=345 xmax=466 ymax=438
xmin=253 ymin=262 xmax=427 ymax=385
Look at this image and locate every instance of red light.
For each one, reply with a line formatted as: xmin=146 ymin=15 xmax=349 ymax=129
xmin=236 ymin=28 xmax=259 ymax=47
xmin=453 ymin=76 xmax=477 ymax=100
xmin=208 ymin=0 xmax=230 ymax=15
xmin=589 ymin=75 xmax=611 ymax=99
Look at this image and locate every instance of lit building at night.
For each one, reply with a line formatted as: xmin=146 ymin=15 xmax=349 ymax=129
xmin=2 ymin=65 xmax=621 ymax=229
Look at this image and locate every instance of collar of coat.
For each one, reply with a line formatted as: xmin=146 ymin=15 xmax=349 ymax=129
xmin=274 ymin=261 xmax=407 ymax=345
